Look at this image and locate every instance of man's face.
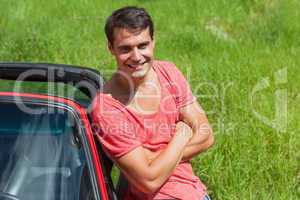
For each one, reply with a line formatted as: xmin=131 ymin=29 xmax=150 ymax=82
xmin=108 ymin=27 xmax=155 ymax=79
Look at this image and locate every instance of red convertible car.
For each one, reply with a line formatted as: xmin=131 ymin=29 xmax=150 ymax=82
xmin=0 ymin=63 xmax=125 ymax=200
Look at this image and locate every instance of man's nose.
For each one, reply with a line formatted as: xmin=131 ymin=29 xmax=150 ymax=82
xmin=131 ymin=48 xmax=142 ymax=61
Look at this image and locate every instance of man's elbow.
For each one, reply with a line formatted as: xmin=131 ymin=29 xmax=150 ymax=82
xmin=206 ymin=131 xmax=214 ymax=148
xmin=130 ymin=170 xmax=164 ymax=194
xmin=138 ymin=179 xmax=162 ymax=194
xmin=198 ymin=123 xmax=214 ymax=139
xmin=199 ymin=127 xmax=214 ymax=150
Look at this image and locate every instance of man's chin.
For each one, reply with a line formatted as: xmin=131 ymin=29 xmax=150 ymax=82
xmin=131 ymin=69 xmax=148 ymax=79
xmin=130 ymin=63 xmax=152 ymax=78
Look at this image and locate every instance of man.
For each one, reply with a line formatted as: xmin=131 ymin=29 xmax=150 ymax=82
xmin=92 ymin=6 xmax=214 ymax=200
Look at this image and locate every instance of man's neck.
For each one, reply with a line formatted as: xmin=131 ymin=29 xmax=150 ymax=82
xmin=113 ymin=68 xmax=154 ymax=92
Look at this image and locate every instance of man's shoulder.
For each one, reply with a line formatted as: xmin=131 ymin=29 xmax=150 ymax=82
xmin=154 ymin=60 xmax=177 ymax=68
xmin=154 ymin=60 xmax=181 ymax=79
xmin=92 ymin=92 xmax=128 ymax=117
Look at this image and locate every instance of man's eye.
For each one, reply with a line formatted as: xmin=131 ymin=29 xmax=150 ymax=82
xmin=119 ymin=47 xmax=130 ymax=53
xmin=138 ymin=44 xmax=148 ymax=49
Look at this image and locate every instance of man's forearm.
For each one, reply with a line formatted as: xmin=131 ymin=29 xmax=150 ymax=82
xmin=181 ymin=131 xmax=214 ymax=162
xmin=117 ymin=122 xmax=193 ymax=194
xmin=120 ymin=137 xmax=186 ymax=194
xmin=145 ymin=133 xmax=188 ymax=185
xmin=146 ymin=125 xmax=214 ymax=163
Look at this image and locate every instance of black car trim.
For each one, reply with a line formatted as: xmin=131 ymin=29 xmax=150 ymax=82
xmin=0 ymin=62 xmax=105 ymax=99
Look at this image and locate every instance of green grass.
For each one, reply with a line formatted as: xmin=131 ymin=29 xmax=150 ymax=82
xmin=0 ymin=0 xmax=299 ymax=199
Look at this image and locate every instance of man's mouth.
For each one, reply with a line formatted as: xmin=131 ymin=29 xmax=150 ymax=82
xmin=127 ymin=61 xmax=147 ymax=69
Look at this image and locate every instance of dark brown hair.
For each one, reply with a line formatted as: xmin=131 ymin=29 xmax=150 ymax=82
xmin=105 ymin=6 xmax=154 ymax=44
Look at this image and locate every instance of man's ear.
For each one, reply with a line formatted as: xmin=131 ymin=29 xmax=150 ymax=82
xmin=107 ymin=41 xmax=114 ymax=55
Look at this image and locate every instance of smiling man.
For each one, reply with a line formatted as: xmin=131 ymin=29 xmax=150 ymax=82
xmin=92 ymin=6 xmax=214 ymax=200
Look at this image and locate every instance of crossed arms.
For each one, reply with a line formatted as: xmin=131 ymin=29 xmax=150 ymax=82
xmin=114 ymin=101 xmax=214 ymax=193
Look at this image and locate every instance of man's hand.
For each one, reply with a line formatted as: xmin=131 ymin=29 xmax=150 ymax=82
xmin=144 ymin=116 xmax=212 ymax=165
xmin=143 ymin=122 xmax=193 ymax=164
xmin=175 ymin=121 xmax=193 ymax=140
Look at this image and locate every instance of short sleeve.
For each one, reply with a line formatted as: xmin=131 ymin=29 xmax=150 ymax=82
xmin=91 ymin=94 xmax=142 ymax=159
xmin=158 ymin=61 xmax=196 ymax=109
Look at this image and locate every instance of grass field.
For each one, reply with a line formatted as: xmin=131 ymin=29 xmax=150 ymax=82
xmin=0 ymin=0 xmax=299 ymax=199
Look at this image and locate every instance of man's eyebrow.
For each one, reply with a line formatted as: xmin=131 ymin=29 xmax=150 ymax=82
xmin=138 ymin=41 xmax=150 ymax=46
xmin=117 ymin=45 xmax=131 ymax=50
xmin=117 ymin=41 xmax=150 ymax=50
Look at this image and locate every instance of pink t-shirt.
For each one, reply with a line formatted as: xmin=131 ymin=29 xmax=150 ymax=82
xmin=91 ymin=61 xmax=207 ymax=200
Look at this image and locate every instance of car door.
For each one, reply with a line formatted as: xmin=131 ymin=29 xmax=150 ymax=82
xmin=0 ymin=92 xmax=110 ymax=200
xmin=0 ymin=63 xmax=115 ymax=200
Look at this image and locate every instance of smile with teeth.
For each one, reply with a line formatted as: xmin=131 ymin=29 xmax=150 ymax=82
xmin=127 ymin=62 xmax=146 ymax=69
